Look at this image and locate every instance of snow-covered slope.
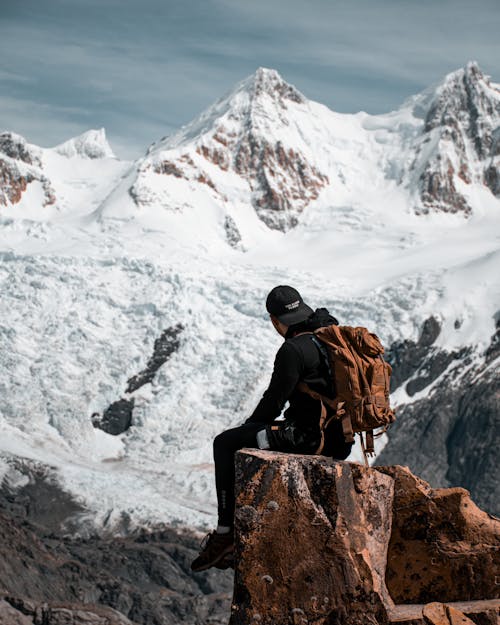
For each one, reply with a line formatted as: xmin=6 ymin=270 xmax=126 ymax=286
xmin=0 ymin=129 xmax=129 ymax=223
xmin=0 ymin=64 xmax=499 ymax=529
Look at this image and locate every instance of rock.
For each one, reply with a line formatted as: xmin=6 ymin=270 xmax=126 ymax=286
xmin=0 ymin=598 xmax=33 ymax=625
xmin=389 ymin=600 xmax=500 ymax=625
xmin=0 ymin=595 xmax=136 ymax=624
xmin=423 ymin=602 xmax=475 ymax=625
xmin=224 ymin=215 xmax=243 ymax=248
xmin=0 ymin=462 xmax=233 ymax=624
xmin=406 ymin=63 xmax=500 ymax=215
xmin=125 ymin=324 xmax=183 ymax=394
xmin=0 ymin=132 xmax=40 ymax=166
xmin=380 ymin=319 xmax=500 ymax=517
xmin=92 ymin=324 xmax=183 ymax=436
xmin=0 ymin=157 xmax=35 ymax=206
xmin=384 ymin=316 xmax=466 ymax=395
xmin=379 ymin=466 xmax=499 ymax=604
xmin=230 ymin=450 xmax=395 ymax=625
xmin=92 ymin=397 xmax=135 ymax=435
xmin=231 ymin=450 xmax=500 ymax=625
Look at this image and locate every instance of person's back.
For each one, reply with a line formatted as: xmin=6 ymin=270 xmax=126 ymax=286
xmin=246 ymin=307 xmax=352 ymax=458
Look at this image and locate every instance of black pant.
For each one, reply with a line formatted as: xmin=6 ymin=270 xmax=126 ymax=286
xmin=213 ymin=422 xmax=265 ymax=527
xmin=213 ymin=418 xmax=353 ymax=527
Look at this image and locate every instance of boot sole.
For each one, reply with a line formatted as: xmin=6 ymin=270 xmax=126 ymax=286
xmin=191 ymin=544 xmax=234 ymax=572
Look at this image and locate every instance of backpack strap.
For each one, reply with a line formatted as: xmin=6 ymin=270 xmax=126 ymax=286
xmin=380 ymin=354 xmax=391 ymax=400
xmin=296 ymin=381 xmax=352 ymax=444
xmin=298 ymin=335 xmax=354 ymax=444
xmin=359 ymin=430 xmax=375 ymax=467
xmin=314 ymin=401 xmax=328 ymax=455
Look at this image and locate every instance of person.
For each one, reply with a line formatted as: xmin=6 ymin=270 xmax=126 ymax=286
xmin=190 ymin=285 xmax=354 ymax=572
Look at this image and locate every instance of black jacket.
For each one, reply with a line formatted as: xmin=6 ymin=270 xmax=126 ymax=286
xmin=246 ymin=308 xmax=352 ymax=458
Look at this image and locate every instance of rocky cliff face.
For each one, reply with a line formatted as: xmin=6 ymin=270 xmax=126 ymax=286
xmin=406 ymin=62 xmax=500 ymax=215
xmin=0 ymin=461 xmax=232 ymax=625
xmin=0 ymin=132 xmax=55 ymax=207
xmin=378 ymin=316 xmax=500 ymax=517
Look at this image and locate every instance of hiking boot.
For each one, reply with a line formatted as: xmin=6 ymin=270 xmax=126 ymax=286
xmin=190 ymin=531 xmax=234 ymax=572
xmin=215 ymin=550 xmax=234 ymax=570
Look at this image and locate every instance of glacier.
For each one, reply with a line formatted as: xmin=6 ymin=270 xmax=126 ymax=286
xmin=0 ymin=63 xmax=499 ymax=530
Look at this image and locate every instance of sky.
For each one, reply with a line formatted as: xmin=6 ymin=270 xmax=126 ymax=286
xmin=1 ymin=0 xmax=499 ymax=159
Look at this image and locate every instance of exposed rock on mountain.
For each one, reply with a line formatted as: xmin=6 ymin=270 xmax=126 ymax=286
xmin=386 ymin=316 xmax=453 ymax=393
xmin=126 ymin=324 xmax=183 ymax=394
xmin=378 ymin=465 xmax=499 ymax=604
xmin=92 ymin=325 xmax=183 ymax=436
xmin=422 ymin=603 xmax=476 ymax=625
xmin=231 ymin=450 xmax=499 ymax=625
xmin=407 ymin=62 xmax=500 ymax=215
xmin=0 ymin=460 xmax=232 ymax=625
xmin=92 ymin=397 xmax=135 ymax=436
xmin=0 ymin=132 xmax=41 ymax=166
xmin=224 ymin=214 xmax=243 ymax=248
xmin=0 ymin=595 xmax=135 ymax=625
xmin=379 ymin=318 xmax=500 ymax=516
xmin=233 ymin=135 xmax=329 ymax=231
xmin=0 ymin=132 xmax=55 ymax=207
xmin=130 ymin=68 xmax=330 ymax=231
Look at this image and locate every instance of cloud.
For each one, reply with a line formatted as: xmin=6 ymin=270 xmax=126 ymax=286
xmin=0 ymin=0 xmax=499 ymax=158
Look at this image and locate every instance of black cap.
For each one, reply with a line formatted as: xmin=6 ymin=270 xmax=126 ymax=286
xmin=266 ymin=285 xmax=313 ymax=326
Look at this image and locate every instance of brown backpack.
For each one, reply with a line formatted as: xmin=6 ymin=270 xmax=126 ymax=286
xmin=297 ymin=325 xmax=395 ymax=464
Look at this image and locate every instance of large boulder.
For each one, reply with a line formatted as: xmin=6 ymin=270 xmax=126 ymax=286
xmin=230 ymin=450 xmax=395 ymax=625
xmin=379 ymin=465 xmax=499 ymax=604
xmin=230 ymin=450 xmax=500 ymax=625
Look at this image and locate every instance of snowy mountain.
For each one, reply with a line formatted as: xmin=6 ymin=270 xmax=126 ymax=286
xmin=131 ymin=67 xmax=331 ymax=232
xmin=403 ymin=62 xmax=500 ymax=215
xmin=54 ymin=128 xmax=116 ymax=160
xmin=0 ymin=63 xmax=499 ymax=530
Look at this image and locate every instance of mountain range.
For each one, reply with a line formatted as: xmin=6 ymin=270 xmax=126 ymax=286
xmin=0 ymin=61 xmax=499 ymax=529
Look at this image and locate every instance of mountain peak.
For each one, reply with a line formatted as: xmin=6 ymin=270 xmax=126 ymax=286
xmin=149 ymin=68 xmax=307 ymax=155
xmin=405 ymin=61 xmax=500 ymax=216
xmin=243 ymin=67 xmax=306 ymax=105
xmin=54 ymin=128 xmax=115 ymax=160
xmin=424 ymin=62 xmax=499 ymax=130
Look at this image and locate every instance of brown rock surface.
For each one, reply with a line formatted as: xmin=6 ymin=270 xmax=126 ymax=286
xmin=379 ymin=466 xmax=499 ymax=604
xmin=231 ymin=450 xmax=500 ymax=625
xmin=0 ymin=599 xmax=33 ymax=625
xmin=388 ymin=600 xmax=500 ymax=625
xmin=422 ymin=602 xmax=475 ymax=625
xmin=230 ymin=450 xmax=395 ymax=625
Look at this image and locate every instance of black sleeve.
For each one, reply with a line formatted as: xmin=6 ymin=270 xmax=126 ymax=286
xmin=245 ymin=341 xmax=304 ymax=424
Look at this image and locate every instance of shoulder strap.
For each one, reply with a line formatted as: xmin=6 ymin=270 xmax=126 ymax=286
xmin=310 ymin=335 xmax=332 ymax=377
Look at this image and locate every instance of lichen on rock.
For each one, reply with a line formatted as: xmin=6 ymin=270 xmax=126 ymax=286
xmin=230 ymin=450 xmax=500 ymax=625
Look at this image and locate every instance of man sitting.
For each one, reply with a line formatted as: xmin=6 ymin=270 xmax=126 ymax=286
xmin=191 ymin=285 xmax=353 ymax=572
